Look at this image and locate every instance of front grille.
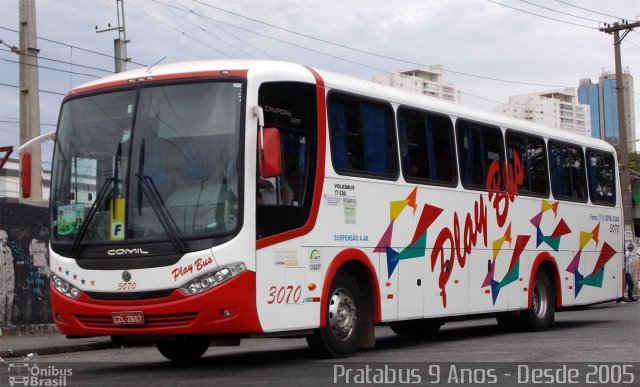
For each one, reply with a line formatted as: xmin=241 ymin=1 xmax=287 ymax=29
xmin=85 ymin=289 xmax=175 ymax=301
xmin=76 ymin=312 xmax=198 ymax=328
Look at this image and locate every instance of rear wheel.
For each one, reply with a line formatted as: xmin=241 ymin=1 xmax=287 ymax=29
xmin=389 ymin=318 xmax=443 ymax=336
xmin=520 ymin=269 xmax=555 ymax=331
xmin=307 ymin=271 xmax=363 ymax=358
xmin=155 ymin=336 xmax=210 ymax=361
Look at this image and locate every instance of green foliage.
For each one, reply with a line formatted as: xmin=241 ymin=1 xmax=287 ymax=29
xmin=629 ymin=152 xmax=640 ymax=174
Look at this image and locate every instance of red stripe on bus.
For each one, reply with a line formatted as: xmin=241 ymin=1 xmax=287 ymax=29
xmin=67 ymin=69 xmax=249 ymax=96
xmin=319 ymin=248 xmax=381 ymax=327
xmin=529 ymin=252 xmax=562 ymax=309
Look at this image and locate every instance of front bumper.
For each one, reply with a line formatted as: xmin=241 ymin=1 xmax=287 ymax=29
xmin=51 ymin=271 xmax=262 ymax=336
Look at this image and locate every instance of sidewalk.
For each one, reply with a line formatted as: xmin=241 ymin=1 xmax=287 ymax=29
xmin=0 ymin=331 xmax=113 ymax=359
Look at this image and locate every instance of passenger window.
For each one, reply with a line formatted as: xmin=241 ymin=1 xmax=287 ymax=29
xmin=398 ymin=107 xmax=456 ymax=186
xmin=456 ymin=120 xmax=504 ymax=190
xmin=328 ymin=93 xmax=397 ymax=178
xmin=506 ymin=131 xmax=548 ymax=197
xmin=586 ymin=149 xmax=616 ymax=206
xmin=549 ymin=141 xmax=587 ymax=202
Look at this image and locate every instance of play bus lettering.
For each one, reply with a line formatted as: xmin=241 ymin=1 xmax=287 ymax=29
xmin=19 ymin=60 xmax=622 ymax=361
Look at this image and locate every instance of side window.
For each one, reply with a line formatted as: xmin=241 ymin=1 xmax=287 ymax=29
xmin=328 ymin=93 xmax=397 ymax=178
xmin=506 ymin=131 xmax=548 ymax=197
xmin=586 ymin=149 xmax=616 ymax=206
xmin=549 ymin=141 xmax=587 ymax=202
xmin=256 ymin=82 xmax=317 ymax=239
xmin=456 ymin=119 xmax=504 ymax=190
xmin=398 ymin=107 xmax=456 ymax=186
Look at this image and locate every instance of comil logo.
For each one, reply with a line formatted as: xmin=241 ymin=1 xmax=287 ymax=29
xmin=107 ymin=248 xmax=149 ymax=256
xmin=7 ymin=363 xmax=73 ymax=386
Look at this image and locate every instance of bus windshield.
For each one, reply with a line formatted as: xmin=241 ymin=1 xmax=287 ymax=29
xmin=50 ymin=81 xmax=244 ymax=250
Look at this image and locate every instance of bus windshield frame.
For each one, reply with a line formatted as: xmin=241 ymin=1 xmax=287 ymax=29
xmin=49 ymin=79 xmax=246 ymax=257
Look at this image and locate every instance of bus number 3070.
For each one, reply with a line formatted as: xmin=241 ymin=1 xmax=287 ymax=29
xmin=267 ymin=285 xmax=302 ymax=304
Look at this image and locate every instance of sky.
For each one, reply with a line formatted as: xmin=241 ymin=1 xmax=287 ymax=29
xmin=1 ymin=0 xmax=639 ymax=169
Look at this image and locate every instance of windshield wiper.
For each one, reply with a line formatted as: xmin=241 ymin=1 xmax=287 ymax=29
xmin=136 ymin=139 xmax=188 ymax=253
xmin=113 ymin=142 xmax=121 ymax=215
xmin=70 ymin=176 xmax=115 ymax=257
xmin=70 ymin=142 xmax=122 ymax=257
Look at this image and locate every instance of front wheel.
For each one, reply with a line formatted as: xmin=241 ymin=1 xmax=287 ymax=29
xmin=520 ymin=270 xmax=555 ymax=331
xmin=155 ymin=336 xmax=210 ymax=361
xmin=306 ymin=271 xmax=363 ymax=358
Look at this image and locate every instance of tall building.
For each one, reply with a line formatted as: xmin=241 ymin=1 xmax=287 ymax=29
xmin=494 ymin=88 xmax=591 ymax=137
xmin=373 ymin=65 xmax=461 ymax=103
xmin=578 ymin=71 xmax=636 ymax=151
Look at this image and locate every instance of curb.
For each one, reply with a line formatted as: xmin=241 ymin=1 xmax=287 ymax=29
xmin=1 ymin=340 xmax=114 ymax=359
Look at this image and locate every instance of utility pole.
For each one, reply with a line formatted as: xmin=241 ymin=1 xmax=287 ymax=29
xmin=599 ymin=21 xmax=640 ymax=238
xmin=96 ymin=0 xmax=129 ymax=73
xmin=19 ymin=0 xmax=43 ymax=201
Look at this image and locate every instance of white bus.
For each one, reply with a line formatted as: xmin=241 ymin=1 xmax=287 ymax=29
xmin=33 ymin=60 xmax=623 ymax=361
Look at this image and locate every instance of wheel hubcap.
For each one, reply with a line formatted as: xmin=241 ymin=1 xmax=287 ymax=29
xmin=532 ymin=279 xmax=548 ymax=319
xmin=328 ymin=288 xmax=357 ymax=341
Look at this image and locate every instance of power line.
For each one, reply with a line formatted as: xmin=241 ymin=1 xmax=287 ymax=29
xmin=148 ymin=0 xmax=261 ymax=59
xmin=0 ymin=82 xmax=65 ymax=96
xmin=156 ymin=0 xmax=274 ymax=59
xmin=169 ymin=0 xmax=274 ymax=59
xmin=0 ymin=115 xmax=57 ymax=126
xmin=625 ymin=39 xmax=640 ymax=50
xmin=0 ymin=48 xmax=114 ymax=74
xmin=150 ymin=2 xmax=389 ymax=70
xmin=512 ymin=0 xmax=602 ymax=23
xmin=550 ymin=0 xmax=627 ymax=21
xmin=169 ymin=1 xmax=566 ymax=88
xmin=143 ymin=2 xmax=582 ymax=122
xmin=187 ymin=0 xmax=428 ymax=65
xmin=126 ymin=2 xmax=233 ymax=58
xmin=0 ymin=57 xmax=101 ymax=78
xmin=3 ymin=2 xmax=579 ymax=91
xmin=0 ymin=25 xmax=148 ymax=67
xmin=483 ymin=0 xmax=597 ymax=29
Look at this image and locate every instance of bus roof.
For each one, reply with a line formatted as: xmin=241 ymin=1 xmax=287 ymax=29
xmin=69 ymin=59 xmax=614 ymax=153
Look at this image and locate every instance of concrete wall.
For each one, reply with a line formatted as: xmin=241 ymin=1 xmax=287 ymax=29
xmin=0 ymin=200 xmax=52 ymax=332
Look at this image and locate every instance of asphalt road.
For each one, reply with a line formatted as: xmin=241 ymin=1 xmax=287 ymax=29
xmin=2 ymin=301 xmax=639 ymax=386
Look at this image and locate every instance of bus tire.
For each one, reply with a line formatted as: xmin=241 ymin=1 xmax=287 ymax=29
xmin=389 ymin=318 xmax=443 ymax=336
xmin=520 ymin=269 xmax=555 ymax=331
xmin=306 ymin=270 xmax=363 ymax=358
xmin=155 ymin=336 xmax=210 ymax=361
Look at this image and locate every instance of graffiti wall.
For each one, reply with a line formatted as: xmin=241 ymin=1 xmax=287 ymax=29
xmin=0 ymin=200 xmax=51 ymax=332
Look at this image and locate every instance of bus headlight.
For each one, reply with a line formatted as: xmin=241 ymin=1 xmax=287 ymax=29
xmin=179 ymin=263 xmax=246 ymax=296
xmin=52 ymin=274 xmax=81 ymax=299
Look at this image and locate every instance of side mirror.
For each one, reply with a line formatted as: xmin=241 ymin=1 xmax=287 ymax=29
xmin=21 ymin=152 xmax=32 ymax=199
xmin=259 ymin=127 xmax=281 ymax=178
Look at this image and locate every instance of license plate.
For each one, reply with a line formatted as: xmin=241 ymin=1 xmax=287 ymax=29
xmin=111 ymin=311 xmax=145 ymax=326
